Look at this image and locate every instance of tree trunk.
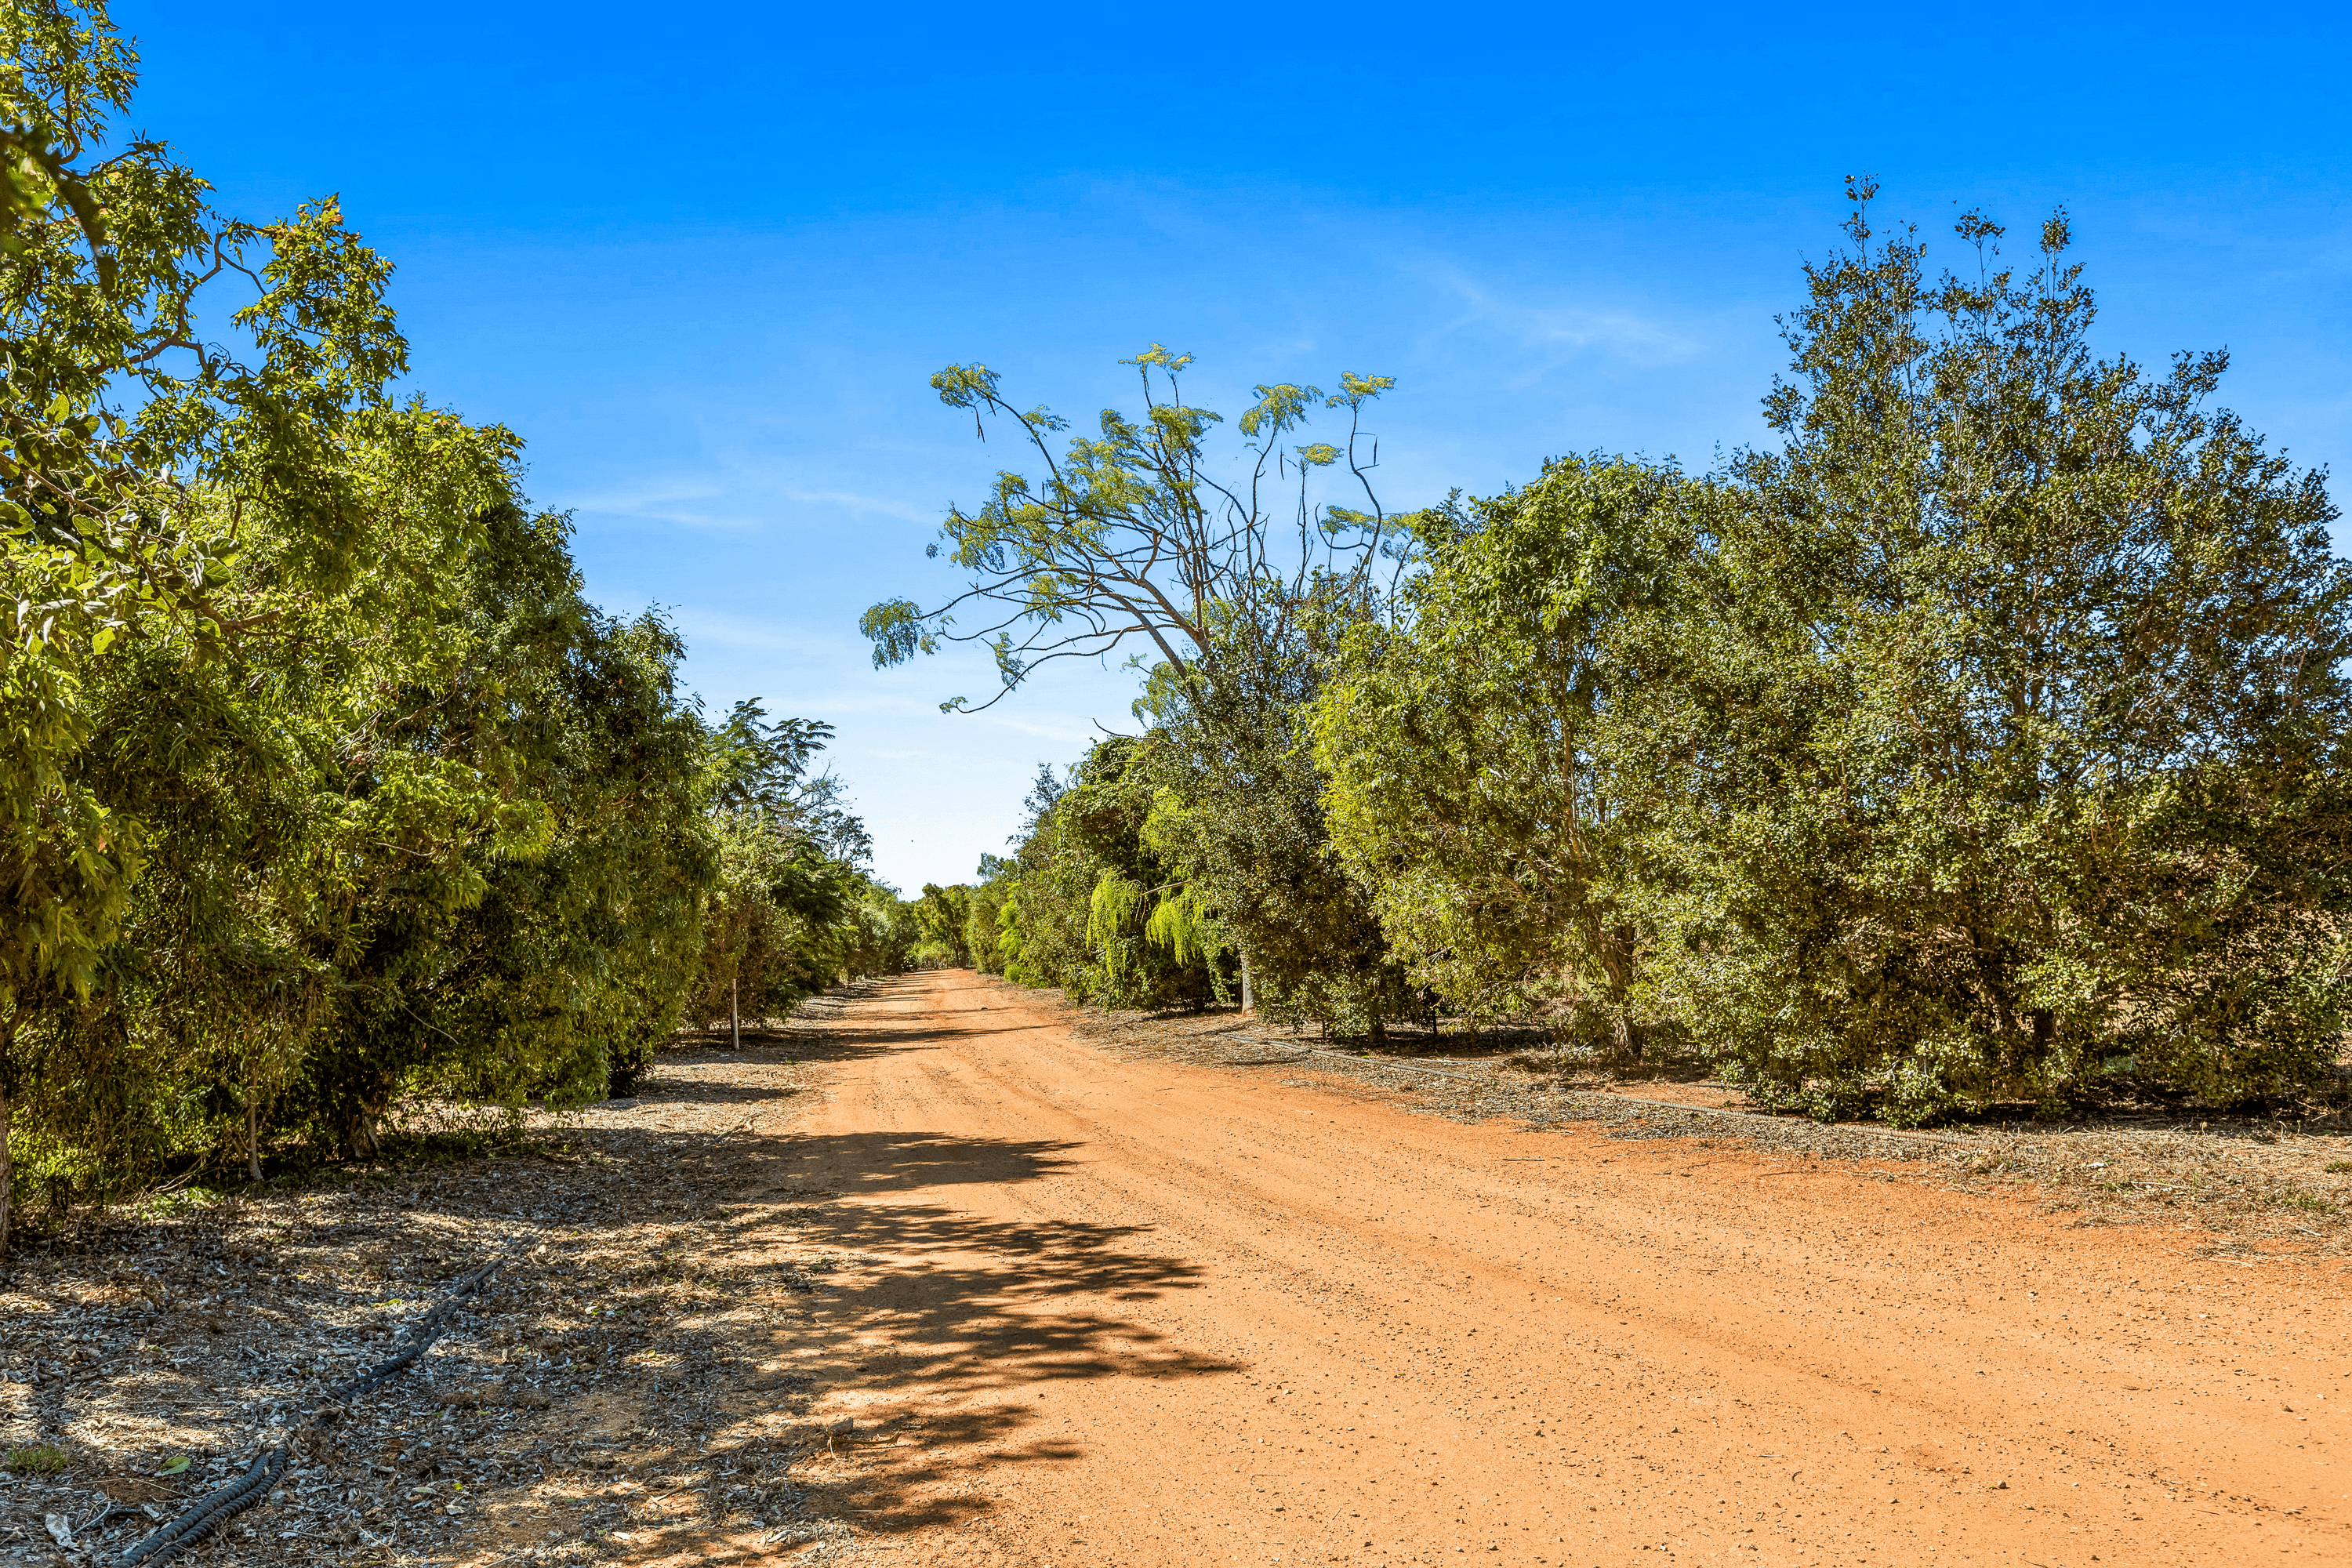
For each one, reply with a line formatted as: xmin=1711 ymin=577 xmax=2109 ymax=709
xmin=0 ymin=1080 xmax=12 ymax=1273
xmin=246 ymin=1091 xmax=263 ymax=1184
xmin=731 ymin=974 xmax=741 ymax=1050
xmin=1240 ymin=952 xmax=1254 ymax=1014
xmin=0 ymin=1016 xmax=15 ymax=1272
xmin=2029 ymin=1008 xmax=2056 ymax=1072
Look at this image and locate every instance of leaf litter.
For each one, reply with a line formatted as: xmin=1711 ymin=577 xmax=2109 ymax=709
xmin=0 ymin=988 xmax=903 ymax=1568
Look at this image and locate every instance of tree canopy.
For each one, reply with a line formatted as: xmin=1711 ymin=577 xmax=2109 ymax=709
xmin=0 ymin=1 xmax=923 ymax=1258
xmin=920 ymin=183 xmax=2352 ymax=1127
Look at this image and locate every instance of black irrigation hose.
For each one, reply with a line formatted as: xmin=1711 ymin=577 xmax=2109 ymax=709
xmin=112 ymin=1449 xmax=288 ymax=1568
xmin=325 ymin=1258 xmax=505 ymax=1405
xmin=114 ymin=1254 xmax=510 ymax=1567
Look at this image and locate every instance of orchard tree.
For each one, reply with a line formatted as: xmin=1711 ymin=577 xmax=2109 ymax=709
xmin=1637 ymin=182 xmax=2352 ymax=1121
xmin=862 ymin=347 xmax=1400 ymax=710
xmin=911 ymin=883 xmax=975 ymax=968
xmin=0 ymin=0 xmax=426 ymax=1255
xmin=1316 ymin=459 xmax=1704 ymax=1059
xmin=864 ymin=348 xmax=1415 ymax=1027
xmin=979 ymin=742 xmax=1218 ymax=1008
xmin=1139 ymin=583 xmax=1415 ymax=1038
xmin=688 ymin=702 xmax=873 ymax=1050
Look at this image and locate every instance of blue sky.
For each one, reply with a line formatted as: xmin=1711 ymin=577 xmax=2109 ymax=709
xmin=129 ymin=1 xmax=2350 ymax=891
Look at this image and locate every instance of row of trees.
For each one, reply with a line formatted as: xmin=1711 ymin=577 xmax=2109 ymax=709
xmin=0 ymin=2 xmax=915 ymax=1254
xmin=874 ymin=187 xmax=2352 ymax=1125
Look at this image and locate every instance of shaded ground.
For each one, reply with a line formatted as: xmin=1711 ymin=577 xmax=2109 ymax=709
xmin=5 ymin=971 xmax=2349 ymax=1568
xmin=0 ymin=1017 xmax=881 ymax=1567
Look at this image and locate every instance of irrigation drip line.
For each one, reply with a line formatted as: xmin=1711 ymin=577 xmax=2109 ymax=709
xmin=114 ymin=1252 xmax=514 ymax=1567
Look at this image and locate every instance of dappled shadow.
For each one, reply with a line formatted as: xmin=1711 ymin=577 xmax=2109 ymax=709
xmin=456 ymin=1114 xmax=1242 ymax=1551
xmin=753 ymin=1128 xmax=1080 ymax=1198
xmin=782 ymin=1192 xmax=1224 ymax=1376
xmin=527 ymin=972 xmax=1244 ymax=1548
xmin=696 ymin=1129 xmax=1233 ymax=1539
xmin=618 ymin=1066 xmax=808 ymax=1109
xmin=9 ymin=971 xmax=1226 ymax=1564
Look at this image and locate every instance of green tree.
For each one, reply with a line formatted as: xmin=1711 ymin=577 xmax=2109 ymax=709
xmin=1635 ymin=184 xmax=2352 ymax=1122
xmin=835 ymin=879 xmax=923 ymax=981
xmin=865 ymin=348 xmax=1411 ymax=1024
xmin=1316 ymin=459 xmax=1701 ymax=1058
xmin=50 ymin=422 xmax=720 ymax=1171
xmin=0 ymin=0 xmax=438 ymax=1252
xmin=0 ymin=0 xmax=906 ymax=1242
xmin=688 ymin=702 xmax=876 ymax=1050
xmin=985 ymin=745 xmax=1218 ymax=1009
xmin=53 ymin=412 xmax=541 ymax=1182
xmin=1141 ymin=583 xmax=1412 ymax=1038
xmin=912 ymin=883 xmax=975 ymax=968
xmin=964 ymin=855 xmax=1015 ymax=974
xmin=862 ymin=347 xmax=1398 ymax=712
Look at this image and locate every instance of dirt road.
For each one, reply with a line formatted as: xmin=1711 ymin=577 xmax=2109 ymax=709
xmin=773 ymin=970 xmax=2347 ymax=1567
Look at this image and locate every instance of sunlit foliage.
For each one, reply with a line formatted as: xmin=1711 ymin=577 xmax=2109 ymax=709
xmin=916 ymin=185 xmax=2352 ymax=1123
xmin=0 ymin=3 xmax=906 ymax=1247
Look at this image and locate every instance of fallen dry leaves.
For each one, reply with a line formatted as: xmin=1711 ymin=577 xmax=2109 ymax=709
xmin=1 ymin=986 xmax=900 ymax=1568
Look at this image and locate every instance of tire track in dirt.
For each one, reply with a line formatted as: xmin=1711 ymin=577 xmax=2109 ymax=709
xmin=771 ymin=971 xmax=2348 ymax=1566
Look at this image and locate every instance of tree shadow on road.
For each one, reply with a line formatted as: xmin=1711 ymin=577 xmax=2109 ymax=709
xmin=670 ymin=1124 xmax=1238 ymax=1545
xmin=754 ymin=1128 xmax=1079 ymax=1196
xmin=578 ymin=974 xmax=1240 ymax=1556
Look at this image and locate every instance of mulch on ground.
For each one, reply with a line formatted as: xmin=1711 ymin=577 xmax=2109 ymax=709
xmin=0 ymin=987 xmax=903 ymax=1568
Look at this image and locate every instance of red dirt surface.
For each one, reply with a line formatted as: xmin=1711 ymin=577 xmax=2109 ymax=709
xmin=758 ymin=969 xmax=2349 ymax=1566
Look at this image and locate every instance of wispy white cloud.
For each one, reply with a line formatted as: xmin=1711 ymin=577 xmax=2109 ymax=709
xmin=558 ymin=476 xmax=934 ymax=532
xmin=1418 ymin=263 xmax=1703 ymax=383
xmin=671 ymin=607 xmax=848 ymax=658
xmin=778 ymin=485 xmax=935 ymax=524
xmin=561 ymin=481 xmax=762 ymax=530
xmin=562 ymin=481 xmax=719 ymax=513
